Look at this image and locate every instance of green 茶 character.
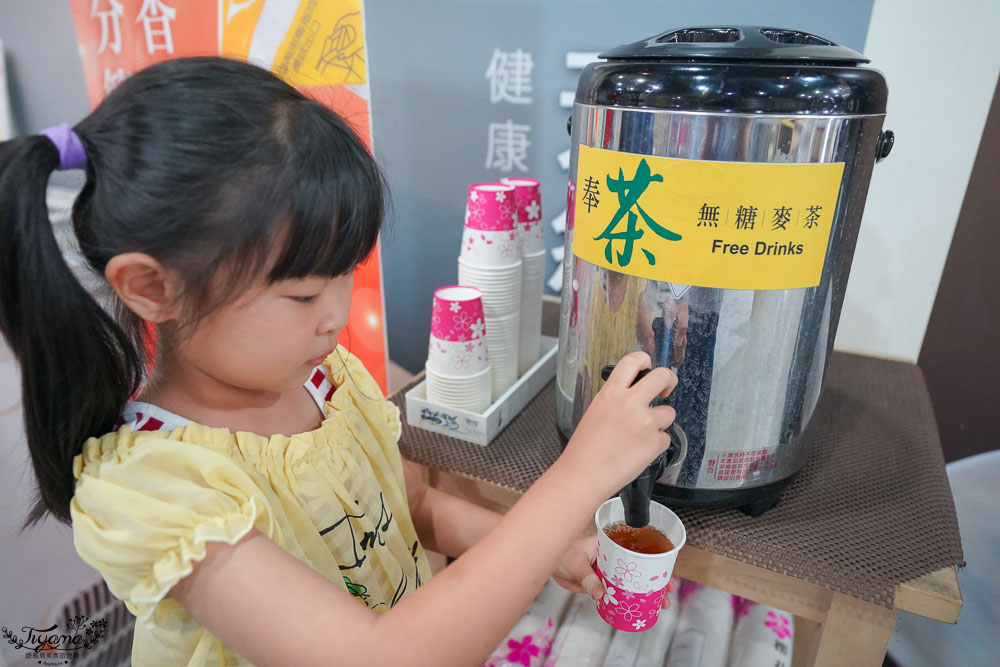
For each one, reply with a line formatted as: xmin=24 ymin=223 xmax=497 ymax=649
xmin=594 ymin=158 xmax=681 ymax=268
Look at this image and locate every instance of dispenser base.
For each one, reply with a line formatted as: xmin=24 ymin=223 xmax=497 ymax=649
xmin=557 ymin=425 xmax=795 ymax=516
xmin=651 ymin=475 xmax=797 ymax=516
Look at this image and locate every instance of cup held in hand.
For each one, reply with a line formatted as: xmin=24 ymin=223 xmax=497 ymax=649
xmin=593 ymin=497 xmax=686 ymax=632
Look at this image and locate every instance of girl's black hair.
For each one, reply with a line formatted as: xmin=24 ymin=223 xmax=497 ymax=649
xmin=0 ymin=57 xmax=385 ymax=525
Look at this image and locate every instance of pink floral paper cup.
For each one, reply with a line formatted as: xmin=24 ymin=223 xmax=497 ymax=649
xmin=500 ymin=177 xmax=543 ymax=254
xmin=431 ymin=286 xmax=486 ymax=341
xmin=428 ymin=286 xmax=489 ymax=376
xmin=593 ymin=497 xmax=686 ymax=632
xmin=464 ymin=183 xmax=516 ymax=232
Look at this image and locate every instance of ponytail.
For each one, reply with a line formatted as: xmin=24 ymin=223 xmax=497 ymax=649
xmin=0 ymin=134 xmax=143 ymax=525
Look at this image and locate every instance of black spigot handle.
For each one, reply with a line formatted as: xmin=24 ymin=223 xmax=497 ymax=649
xmin=600 ymin=364 xmax=669 ymax=407
xmin=600 ymin=364 xmax=651 ymax=384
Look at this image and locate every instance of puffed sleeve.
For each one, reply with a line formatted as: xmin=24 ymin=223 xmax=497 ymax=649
xmin=70 ymin=433 xmax=276 ymax=622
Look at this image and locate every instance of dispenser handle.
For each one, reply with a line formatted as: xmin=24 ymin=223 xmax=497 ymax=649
xmin=877 ymin=130 xmax=894 ymax=162
xmin=600 ymin=363 xmax=671 ymax=406
xmin=600 ymin=364 xmax=651 ymax=384
xmin=601 ymin=363 xmax=681 ymax=464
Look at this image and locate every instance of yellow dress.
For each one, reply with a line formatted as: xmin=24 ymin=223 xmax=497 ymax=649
xmin=70 ymin=348 xmax=431 ymax=666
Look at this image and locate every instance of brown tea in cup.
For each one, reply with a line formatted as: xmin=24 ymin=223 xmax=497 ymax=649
xmin=603 ymin=521 xmax=674 ymax=554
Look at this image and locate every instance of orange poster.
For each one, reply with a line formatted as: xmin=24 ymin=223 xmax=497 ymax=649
xmin=69 ymin=0 xmax=389 ymax=392
xmin=220 ymin=0 xmax=267 ymax=59
xmin=69 ymin=1 xmax=218 ymax=107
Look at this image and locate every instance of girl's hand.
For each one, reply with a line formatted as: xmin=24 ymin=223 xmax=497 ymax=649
xmin=551 ymin=535 xmax=675 ymax=609
xmin=662 ymin=576 xmax=677 ymax=608
xmin=552 ymin=536 xmax=602 ymax=600
xmin=559 ymin=351 xmax=678 ymax=500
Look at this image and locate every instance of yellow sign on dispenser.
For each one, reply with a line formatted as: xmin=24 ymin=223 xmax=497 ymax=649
xmin=572 ymin=145 xmax=846 ymax=290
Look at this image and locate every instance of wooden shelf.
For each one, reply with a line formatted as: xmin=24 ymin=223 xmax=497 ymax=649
xmin=414 ymin=465 xmax=962 ymax=667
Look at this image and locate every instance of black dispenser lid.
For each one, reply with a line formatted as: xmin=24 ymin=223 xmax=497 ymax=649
xmin=576 ymin=25 xmax=887 ymax=115
xmin=601 ymin=26 xmax=869 ymax=65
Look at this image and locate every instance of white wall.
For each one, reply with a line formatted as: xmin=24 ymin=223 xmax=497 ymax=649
xmin=835 ymin=0 xmax=1000 ymax=362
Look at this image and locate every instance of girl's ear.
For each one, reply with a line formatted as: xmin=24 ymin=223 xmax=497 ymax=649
xmin=105 ymin=253 xmax=182 ymax=323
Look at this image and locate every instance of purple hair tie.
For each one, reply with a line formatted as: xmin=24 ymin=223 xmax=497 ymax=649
xmin=40 ymin=123 xmax=87 ymax=171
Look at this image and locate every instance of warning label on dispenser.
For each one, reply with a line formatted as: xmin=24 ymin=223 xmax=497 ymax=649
xmin=706 ymin=450 xmax=779 ymax=482
xmin=572 ymin=145 xmax=845 ymax=290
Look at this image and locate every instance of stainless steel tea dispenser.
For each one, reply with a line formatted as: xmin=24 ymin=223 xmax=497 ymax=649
xmin=556 ymin=26 xmax=893 ymax=514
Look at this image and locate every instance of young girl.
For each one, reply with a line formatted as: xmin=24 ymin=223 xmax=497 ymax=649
xmin=0 ymin=57 xmax=678 ymax=666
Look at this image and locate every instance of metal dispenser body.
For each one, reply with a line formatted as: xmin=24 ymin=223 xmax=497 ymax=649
xmin=556 ymin=27 xmax=891 ymax=513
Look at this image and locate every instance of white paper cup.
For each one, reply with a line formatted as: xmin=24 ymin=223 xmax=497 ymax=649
xmin=492 ymin=367 xmax=519 ymax=400
xmin=485 ymin=314 xmax=519 ymax=351
xmin=458 ymin=260 xmax=523 ymax=316
xmin=518 ymin=320 xmax=542 ymax=376
xmin=426 ymin=365 xmax=492 ymax=412
xmin=485 ymin=311 xmax=519 ymax=332
xmin=593 ymin=497 xmax=686 ymax=633
xmin=458 ymin=255 xmax=523 ymax=276
xmin=425 ymin=392 xmax=490 ymax=414
xmin=484 ymin=313 xmax=520 ymax=399
xmin=518 ymin=250 xmax=546 ymax=376
xmin=425 ymin=365 xmax=492 ymax=388
xmin=426 ymin=334 xmax=489 ymax=375
xmin=460 ymin=226 xmax=521 ymax=267
xmin=522 ymin=248 xmax=547 ymax=269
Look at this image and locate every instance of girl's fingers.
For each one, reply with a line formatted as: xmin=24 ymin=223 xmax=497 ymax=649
xmin=581 ymin=573 xmax=603 ymax=601
xmin=634 ymin=366 xmax=678 ymax=402
xmin=604 ymin=352 xmax=652 ymax=391
xmin=555 ymin=538 xmax=604 ymax=600
xmin=661 ymin=576 xmax=679 ymax=608
xmin=651 ymin=404 xmax=677 ymax=430
xmin=552 ymin=575 xmax=585 ymax=594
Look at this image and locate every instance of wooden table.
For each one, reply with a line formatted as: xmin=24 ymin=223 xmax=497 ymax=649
xmin=415 ymin=465 xmax=962 ymax=667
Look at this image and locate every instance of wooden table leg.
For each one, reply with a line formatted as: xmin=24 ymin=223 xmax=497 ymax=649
xmin=807 ymin=592 xmax=898 ymax=667
xmin=792 ymin=617 xmax=819 ymax=667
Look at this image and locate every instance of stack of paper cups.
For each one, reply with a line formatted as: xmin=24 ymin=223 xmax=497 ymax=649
xmin=726 ymin=599 xmax=795 ymax=667
xmin=501 ymin=176 xmax=544 ymax=253
xmin=459 ymin=182 xmax=522 ymax=400
xmin=547 ymin=593 xmax=615 ymax=666
xmin=426 ymin=285 xmax=491 ymax=413
xmin=480 ymin=579 xmax=573 ymax=667
xmin=502 ymin=177 xmax=545 ymax=375
xmin=665 ymin=582 xmax=734 ymax=667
